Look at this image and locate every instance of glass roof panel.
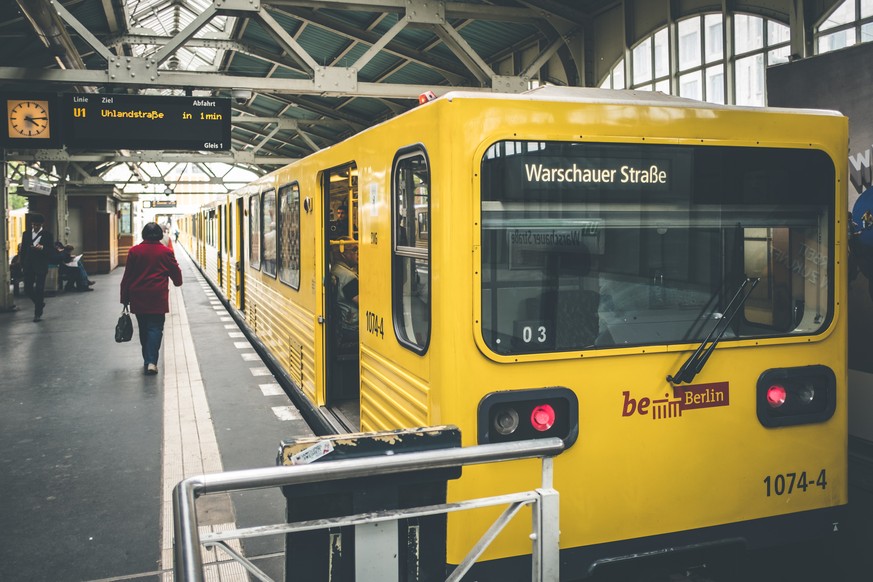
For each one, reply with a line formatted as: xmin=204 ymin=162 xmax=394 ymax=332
xmin=123 ymin=0 xmax=235 ymax=71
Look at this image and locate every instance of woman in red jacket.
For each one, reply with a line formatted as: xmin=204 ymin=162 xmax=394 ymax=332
xmin=120 ymin=222 xmax=183 ymax=375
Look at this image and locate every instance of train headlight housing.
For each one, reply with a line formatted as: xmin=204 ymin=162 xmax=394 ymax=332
xmin=756 ymin=366 xmax=836 ymax=427
xmin=478 ymin=387 xmax=578 ymax=447
xmin=493 ymin=407 xmax=520 ymax=436
xmin=797 ymin=383 xmax=816 ymax=405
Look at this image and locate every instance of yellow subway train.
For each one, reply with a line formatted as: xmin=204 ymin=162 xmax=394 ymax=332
xmin=181 ymin=87 xmax=848 ymax=579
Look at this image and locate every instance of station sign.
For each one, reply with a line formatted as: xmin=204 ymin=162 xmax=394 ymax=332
xmin=61 ymin=93 xmax=231 ymax=151
xmin=23 ymin=176 xmax=52 ymax=196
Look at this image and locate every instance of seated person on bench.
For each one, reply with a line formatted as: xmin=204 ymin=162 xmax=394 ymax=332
xmin=55 ymin=242 xmax=95 ymax=292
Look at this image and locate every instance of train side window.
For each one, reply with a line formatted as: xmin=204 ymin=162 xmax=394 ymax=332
xmin=262 ymin=189 xmax=277 ymax=277
xmin=249 ymin=193 xmax=261 ymax=270
xmin=392 ymin=148 xmax=431 ymax=354
xmin=207 ymin=210 xmax=215 ymax=246
xmin=278 ymin=182 xmax=301 ymax=289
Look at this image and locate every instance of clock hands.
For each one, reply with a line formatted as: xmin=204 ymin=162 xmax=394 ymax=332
xmin=9 ymin=101 xmax=50 ymax=137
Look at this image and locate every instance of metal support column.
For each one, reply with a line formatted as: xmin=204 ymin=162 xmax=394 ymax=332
xmin=0 ymin=157 xmax=15 ymax=312
xmin=56 ymin=167 xmax=68 ymax=245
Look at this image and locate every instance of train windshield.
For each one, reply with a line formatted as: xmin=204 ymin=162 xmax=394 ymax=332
xmin=479 ymin=141 xmax=835 ymax=355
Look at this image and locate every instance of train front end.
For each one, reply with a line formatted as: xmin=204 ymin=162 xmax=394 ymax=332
xmin=448 ymin=93 xmax=848 ymax=578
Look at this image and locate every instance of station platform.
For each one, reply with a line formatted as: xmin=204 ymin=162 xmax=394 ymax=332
xmin=0 ymin=247 xmax=314 ymax=581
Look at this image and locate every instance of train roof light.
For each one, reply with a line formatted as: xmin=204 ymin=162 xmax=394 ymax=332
xmin=418 ymin=91 xmax=437 ymax=105
xmin=531 ymin=404 xmax=556 ymax=432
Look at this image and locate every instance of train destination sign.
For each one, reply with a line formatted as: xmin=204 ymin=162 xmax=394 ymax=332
xmin=62 ymin=93 xmax=231 ymax=150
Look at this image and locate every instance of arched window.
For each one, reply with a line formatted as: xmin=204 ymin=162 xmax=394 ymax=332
xmin=676 ymin=15 xmax=725 ymax=103
xmin=816 ymin=0 xmax=873 ymax=54
xmin=599 ymin=12 xmax=789 ymax=106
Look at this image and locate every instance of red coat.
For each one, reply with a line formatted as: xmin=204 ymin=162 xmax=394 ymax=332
xmin=120 ymin=240 xmax=183 ymax=313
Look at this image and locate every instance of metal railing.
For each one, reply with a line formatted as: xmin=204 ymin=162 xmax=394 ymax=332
xmin=173 ymin=437 xmax=565 ymax=582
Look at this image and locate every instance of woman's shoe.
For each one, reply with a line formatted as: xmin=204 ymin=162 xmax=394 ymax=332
xmin=145 ymin=364 xmax=158 ymax=375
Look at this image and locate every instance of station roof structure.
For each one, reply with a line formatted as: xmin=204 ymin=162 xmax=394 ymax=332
xmin=0 ymin=0 xmax=845 ymax=195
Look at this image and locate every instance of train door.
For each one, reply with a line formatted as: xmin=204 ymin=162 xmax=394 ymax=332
xmin=236 ymin=198 xmax=245 ymax=310
xmin=323 ymin=163 xmax=360 ymax=427
xmin=217 ymin=206 xmax=224 ymax=288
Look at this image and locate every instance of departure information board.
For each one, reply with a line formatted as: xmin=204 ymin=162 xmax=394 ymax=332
xmin=62 ymin=93 xmax=231 ymax=150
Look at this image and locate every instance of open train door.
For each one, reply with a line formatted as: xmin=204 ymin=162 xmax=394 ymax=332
xmin=322 ymin=163 xmax=360 ymax=429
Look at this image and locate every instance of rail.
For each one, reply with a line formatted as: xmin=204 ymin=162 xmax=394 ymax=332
xmin=173 ymin=437 xmax=565 ymax=582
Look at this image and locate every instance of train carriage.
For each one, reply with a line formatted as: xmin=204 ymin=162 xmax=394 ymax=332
xmin=185 ymin=87 xmax=848 ymax=578
xmin=7 ymin=207 xmax=26 ymax=262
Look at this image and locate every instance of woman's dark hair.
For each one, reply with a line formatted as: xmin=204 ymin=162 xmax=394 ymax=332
xmin=142 ymin=222 xmax=164 ymax=241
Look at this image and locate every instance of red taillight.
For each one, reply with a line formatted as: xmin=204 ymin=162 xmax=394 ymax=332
xmin=530 ymin=404 xmax=556 ymax=432
xmin=767 ymin=385 xmax=787 ymax=408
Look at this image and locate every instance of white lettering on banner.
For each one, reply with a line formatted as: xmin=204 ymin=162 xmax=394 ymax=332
xmin=524 ymin=163 xmax=667 ymax=185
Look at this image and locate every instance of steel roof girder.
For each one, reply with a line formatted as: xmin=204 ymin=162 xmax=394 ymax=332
xmin=405 ymin=0 xmax=445 ymax=24
xmin=273 ymin=5 xmax=469 ymax=82
xmin=4 ymin=149 xmax=296 ymax=166
xmin=234 ymin=117 xmax=300 ymax=130
xmin=0 ymin=65 xmax=491 ymax=98
xmin=257 ymin=7 xmax=321 ymax=74
xmin=314 ymin=66 xmax=358 ymax=93
xmin=107 ymin=55 xmax=157 ymax=82
xmin=153 ymin=4 xmax=220 ymax=67
xmin=269 ymin=0 xmax=541 ymax=23
xmin=108 ymin=34 xmax=241 ymax=51
xmin=432 ymin=22 xmax=494 ymax=84
xmin=50 ymin=0 xmax=115 ymax=62
xmin=490 ymin=75 xmax=528 ymax=93
xmin=214 ymin=0 xmax=262 ymax=11
xmin=351 ymin=15 xmax=408 ymax=71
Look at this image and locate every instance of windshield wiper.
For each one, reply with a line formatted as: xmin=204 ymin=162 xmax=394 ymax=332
xmin=667 ymin=277 xmax=759 ymax=385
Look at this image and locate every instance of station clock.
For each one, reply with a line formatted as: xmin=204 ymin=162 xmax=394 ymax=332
xmin=7 ymin=99 xmax=52 ymax=139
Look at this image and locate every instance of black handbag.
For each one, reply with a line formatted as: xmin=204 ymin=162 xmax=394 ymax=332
xmin=115 ymin=306 xmax=133 ymax=343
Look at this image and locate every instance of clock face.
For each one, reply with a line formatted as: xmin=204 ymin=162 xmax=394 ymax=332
xmin=8 ymin=100 xmax=51 ymax=138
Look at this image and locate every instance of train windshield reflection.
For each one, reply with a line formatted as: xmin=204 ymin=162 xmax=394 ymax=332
xmin=479 ymin=140 xmax=835 ymax=355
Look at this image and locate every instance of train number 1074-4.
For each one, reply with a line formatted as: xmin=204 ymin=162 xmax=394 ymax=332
xmin=365 ymin=311 xmax=384 ymax=339
xmin=763 ymin=469 xmax=827 ymax=496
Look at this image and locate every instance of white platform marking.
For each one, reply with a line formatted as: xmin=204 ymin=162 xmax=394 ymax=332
xmin=259 ymin=383 xmax=284 ymax=396
xmin=272 ymin=406 xmax=303 ymax=421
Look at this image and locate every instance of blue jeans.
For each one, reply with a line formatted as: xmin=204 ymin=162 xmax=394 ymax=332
xmin=135 ymin=313 xmax=166 ymax=367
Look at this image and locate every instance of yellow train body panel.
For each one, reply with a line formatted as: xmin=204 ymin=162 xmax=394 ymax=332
xmin=360 ymin=343 xmax=431 ymax=431
xmin=183 ymin=88 xmax=848 ymax=576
